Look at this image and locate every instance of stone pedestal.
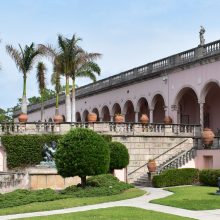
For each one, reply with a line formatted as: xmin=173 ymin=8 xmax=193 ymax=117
xmin=28 ymin=167 xmax=80 ymax=190
xmin=147 ymin=172 xmax=157 ymax=186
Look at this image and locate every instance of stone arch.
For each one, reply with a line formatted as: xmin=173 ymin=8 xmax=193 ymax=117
xmin=82 ymin=109 xmax=89 ymax=122
xmin=101 ymin=105 xmax=111 ymax=122
xmin=92 ymin=108 xmax=100 ymax=121
xmin=200 ymin=80 xmax=220 ymax=103
xmin=136 ymin=97 xmax=150 ymax=121
xmin=123 ymin=100 xmax=135 ymax=122
xmin=175 ymin=87 xmax=199 ymax=124
xmin=201 ymin=81 xmax=220 ymax=131
xmin=150 ymin=92 xmax=166 ymax=109
xmin=174 ymin=85 xmax=199 ymax=106
xmin=151 ymin=94 xmax=165 ymax=123
xmin=111 ymin=103 xmax=122 ymax=116
xmin=76 ymin=112 xmax=81 ymax=122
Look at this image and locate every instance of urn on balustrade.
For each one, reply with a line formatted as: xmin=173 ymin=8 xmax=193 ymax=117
xmin=140 ymin=114 xmax=149 ymax=124
xmin=18 ymin=113 xmax=28 ymax=123
xmin=54 ymin=114 xmax=63 ymax=123
xmin=114 ymin=114 xmax=124 ymax=123
xmin=87 ymin=113 xmax=97 ymax=123
xmin=164 ymin=116 xmax=173 ymax=124
xmin=147 ymin=159 xmax=157 ymax=172
xmin=202 ymin=128 xmax=215 ymax=147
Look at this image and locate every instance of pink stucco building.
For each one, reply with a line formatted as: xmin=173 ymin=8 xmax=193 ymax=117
xmin=10 ymin=38 xmax=220 ymax=185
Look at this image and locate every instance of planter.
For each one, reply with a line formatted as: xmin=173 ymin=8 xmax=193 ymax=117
xmin=54 ymin=114 xmax=63 ymax=123
xmin=18 ymin=113 xmax=28 ymax=123
xmin=164 ymin=116 xmax=173 ymax=124
xmin=140 ymin=114 xmax=149 ymax=124
xmin=202 ymin=128 xmax=215 ymax=146
xmin=88 ymin=113 xmax=97 ymax=123
xmin=147 ymin=160 xmax=157 ymax=172
xmin=114 ymin=115 xmax=124 ymax=123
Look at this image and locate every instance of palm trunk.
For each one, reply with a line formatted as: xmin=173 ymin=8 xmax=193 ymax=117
xmin=40 ymin=93 xmax=44 ymax=122
xmin=71 ymin=79 xmax=76 ymax=122
xmin=65 ymin=75 xmax=71 ymax=122
xmin=55 ymin=93 xmax=59 ymax=115
xmin=21 ymin=75 xmax=27 ymax=114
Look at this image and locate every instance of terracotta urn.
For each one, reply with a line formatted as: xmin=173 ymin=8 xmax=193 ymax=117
xmin=202 ymin=128 xmax=215 ymax=146
xmin=147 ymin=160 xmax=157 ymax=172
xmin=164 ymin=116 xmax=173 ymax=124
xmin=54 ymin=114 xmax=63 ymax=123
xmin=87 ymin=113 xmax=97 ymax=123
xmin=18 ymin=113 xmax=28 ymax=123
xmin=114 ymin=115 xmax=124 ymax=123
xmin=140 ymin=114 xmax=149 ymax=124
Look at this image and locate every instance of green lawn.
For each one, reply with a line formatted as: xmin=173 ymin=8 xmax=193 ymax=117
xmin=19 ymin=207 xmax=194 ymax=220
xmin=0 ymin=188 xmax=144 ymax=216
xmin=151 ymin=186 xmax=220 ymax=210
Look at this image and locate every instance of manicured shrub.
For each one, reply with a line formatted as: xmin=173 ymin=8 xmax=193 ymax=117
xmin=2 ymin=134 xmax=61 ymax=169
xmin=109 ymin=141 xmax=129 ymax=173
xmin=152 ymin=168 xmax=199 ymax=187
xmin=0 ymin=189 xmax=66 ymax=209
xmin=55 ymin=128 xmax=110 ymax=187
xmin=62 ymin=174 xmax=133 ymax=197
xmin=199 ymin=169 xmax=220 ymax=186
xmin=101 ymin=134 xmax=112 ymax=143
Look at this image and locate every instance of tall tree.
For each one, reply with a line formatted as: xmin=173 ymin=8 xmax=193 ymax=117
xmin=6 ymin=43 xmax=45 ymax=114
xmin=70 ymin=50 xmax=101 ymax=122
xmin=51 ymin=57 xmax=61 ymax=116
xmin=41 ymin=34 xmax=101 ymax=122
xmin=36 ymin=62 xmax=47 ymax=121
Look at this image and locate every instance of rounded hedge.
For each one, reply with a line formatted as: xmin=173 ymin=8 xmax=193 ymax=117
xmin=109 ymin=141 xmax=129 ymax=172
xmin=199 ymin=169 xmax=220 ymax=186
xmin=152 ymin=168 xmax=199 ymax=187
xmin=55 ymin=128 xmax=110 ymax=186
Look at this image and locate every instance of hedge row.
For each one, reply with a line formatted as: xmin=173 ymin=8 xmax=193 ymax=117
xmin=152 ymin=168 xmax=199 ymax=187
xmin=1 ymin=134 xmax=62 ymax=169
xmin=152 ymin=168 xmax=220 ymax=187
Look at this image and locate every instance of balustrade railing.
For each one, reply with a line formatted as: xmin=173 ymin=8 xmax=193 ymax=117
xmin=0 ymin=122 xmax=200 ymax=137
xmin=194 ymin=136 xmax=220 ymax=149
xmin=0 ymin=172 xmax=25 ymax=192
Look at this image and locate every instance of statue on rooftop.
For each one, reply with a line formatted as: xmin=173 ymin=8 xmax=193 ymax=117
xmin=199 ymin=26 xmax=205 ymax=46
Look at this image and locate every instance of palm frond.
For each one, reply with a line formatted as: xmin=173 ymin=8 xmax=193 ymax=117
xmin=5 ymin=45 xmax=23 ymax=72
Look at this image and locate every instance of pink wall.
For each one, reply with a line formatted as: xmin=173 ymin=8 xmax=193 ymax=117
xmin=20 ymin=59 xmax=220 ymax=132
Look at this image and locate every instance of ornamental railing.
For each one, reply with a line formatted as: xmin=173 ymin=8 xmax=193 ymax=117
xmin=194 ymin=136 xmax=220 ymax=149
xmin=0 ymin=122 xmax=201 ymax=137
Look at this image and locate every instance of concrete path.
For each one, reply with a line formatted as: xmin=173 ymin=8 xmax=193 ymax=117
xmin=1 ymin=187 xmax=220 ymax=220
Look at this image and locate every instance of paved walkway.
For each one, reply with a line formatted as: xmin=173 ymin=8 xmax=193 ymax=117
xmin=2 ymin=187 xmax=220 ymax=220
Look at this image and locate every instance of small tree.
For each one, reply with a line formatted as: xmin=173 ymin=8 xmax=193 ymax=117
xmin=55 ymin=128 xmax=110 ymax=187
xmin=109 ymin=142 xmax=129 ymax=173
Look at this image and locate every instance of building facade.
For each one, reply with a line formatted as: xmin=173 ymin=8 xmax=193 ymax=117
xmin=14 ymin=39 xmax=220 ymax=134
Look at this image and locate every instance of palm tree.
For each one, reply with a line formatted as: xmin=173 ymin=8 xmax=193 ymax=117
xmin=6 ymin=43 xmax=45 ymax=115
xmin=70 ymin=51 xmax=101 ymax=122
xmin=41 ymin=34 xmax=101 ymax=122
xmin=36 ymin=62 xmax=47 ymax=122
xmin=51 ymin=57 xmax=61 ymax=116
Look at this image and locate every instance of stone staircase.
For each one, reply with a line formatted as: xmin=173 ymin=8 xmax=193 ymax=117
xmin=132 ymin=139 xmax=195 ymax=186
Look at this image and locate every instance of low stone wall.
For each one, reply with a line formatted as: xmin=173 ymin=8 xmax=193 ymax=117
xmin=28 ymin=168 xmax=81 ymax=190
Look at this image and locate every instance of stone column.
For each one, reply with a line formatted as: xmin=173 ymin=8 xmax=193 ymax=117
xmin=199 ymin=102 xmax=204 ymax=130
xmin=135 ymin=112 xmax=139 ymax=123
xmin=149 ymin=109 xmax=154 ymax=123
xmin=110 ymin=115 xmax=114 ymax=122
xmin=164 ymin=106 xmax=168 ymax=116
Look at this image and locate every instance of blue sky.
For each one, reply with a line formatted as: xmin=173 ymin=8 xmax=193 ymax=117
xmin=1 ymin=0 xmax=220 ymax=109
